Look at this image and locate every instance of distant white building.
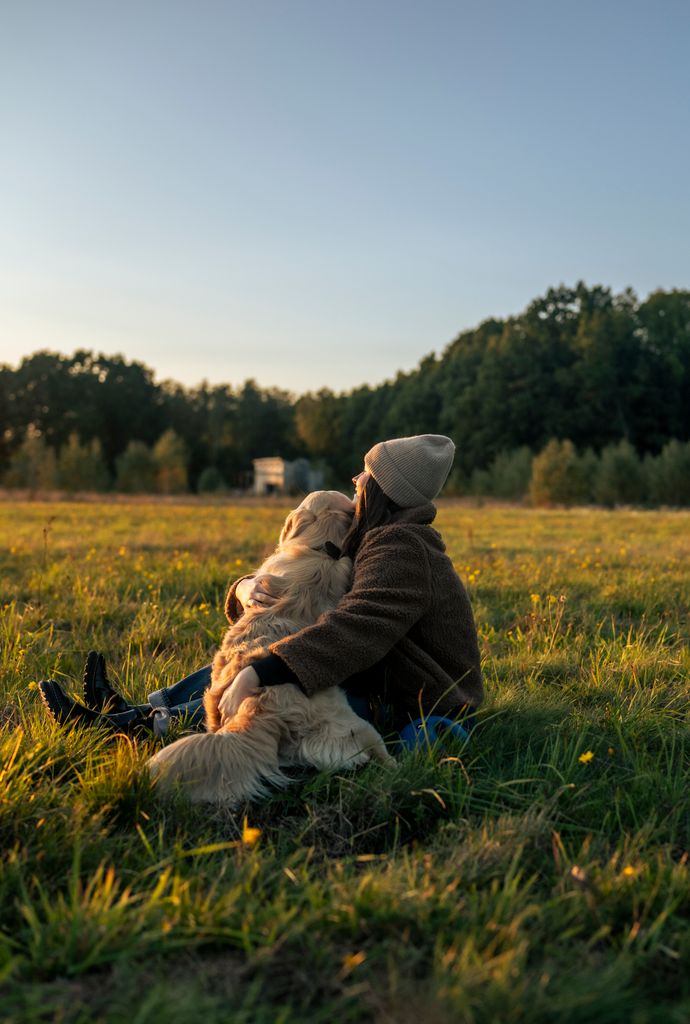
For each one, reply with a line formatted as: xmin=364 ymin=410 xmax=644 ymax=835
xmin=252 ymin=457 xmax=324 ymax=496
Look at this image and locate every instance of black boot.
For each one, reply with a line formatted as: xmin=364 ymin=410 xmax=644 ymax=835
xmin=82 ymin=651 xmax=131 ymax=714
xmin=39 ymin=679 xmax=104 ymax=729
xmin=38 ymin=679 xmax=153 ymax=736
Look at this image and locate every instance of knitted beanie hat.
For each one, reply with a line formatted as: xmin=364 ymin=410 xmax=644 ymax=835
xmin=364 ymin=434 xmax=456 ymax=508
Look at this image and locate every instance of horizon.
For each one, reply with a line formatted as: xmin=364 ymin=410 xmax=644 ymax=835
xmin=2 ymin=278 xmax=680 ymax=396
xmin=2 ymin=0 xmax=689 ymax=391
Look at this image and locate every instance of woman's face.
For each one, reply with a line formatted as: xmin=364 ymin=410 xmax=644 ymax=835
xmin=352 ymin=469 xmax=370 ymax=501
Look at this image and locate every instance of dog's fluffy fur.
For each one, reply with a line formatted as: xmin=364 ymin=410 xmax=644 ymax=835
xmin=147 ymin=490 xmax=392 ymax=804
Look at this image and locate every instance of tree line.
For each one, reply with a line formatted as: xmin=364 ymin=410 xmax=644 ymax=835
xmin=1 ymin=282 xmax=689 ymax=503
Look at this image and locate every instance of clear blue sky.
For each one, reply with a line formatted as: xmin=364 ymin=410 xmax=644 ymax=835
xmin=1 ymin=0 xmax=688 ymax=393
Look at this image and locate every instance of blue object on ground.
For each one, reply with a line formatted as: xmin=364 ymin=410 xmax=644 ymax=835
xmin=345 ymin=694 xmax=375 ymax=722
xmin=397 ymin=715 xmax=470 ymax=752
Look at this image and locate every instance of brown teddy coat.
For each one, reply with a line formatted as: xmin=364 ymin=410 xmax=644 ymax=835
xmin=224 ymin=502 xmax=483 ymax=723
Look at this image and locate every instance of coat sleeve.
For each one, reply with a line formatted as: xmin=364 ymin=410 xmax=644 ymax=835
xmin=224 ymin=575 xmax=255 ymax=624
xmin=269 ymin=527 xmax=432 ymax=697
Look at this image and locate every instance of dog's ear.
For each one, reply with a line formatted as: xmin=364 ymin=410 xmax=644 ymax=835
xmin=280 ymin=507 xmax=316 ymax=545
xmin=314 ymin=506 xmax=354 ymax=547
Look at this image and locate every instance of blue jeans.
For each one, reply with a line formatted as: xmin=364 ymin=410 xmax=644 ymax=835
xmin=108 ymin=666 xmax=476 ymax=749
xmin=145 ymin=664 xmax=211 ymax=725
xmin=106 ymin=664 xmax=212 ymax=733
xmin=135 ymin=669 xmax=389 ymax=733
xmin=127 ymin=669 xmax=390 ymax=731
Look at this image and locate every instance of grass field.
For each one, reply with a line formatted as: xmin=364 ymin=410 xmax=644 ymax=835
xmin=1 ymin=498 xmax=689 ymax=1023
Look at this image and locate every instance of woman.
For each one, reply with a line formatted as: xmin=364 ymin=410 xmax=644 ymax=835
xmin=39 ymin=434 xmax=483 ymax=745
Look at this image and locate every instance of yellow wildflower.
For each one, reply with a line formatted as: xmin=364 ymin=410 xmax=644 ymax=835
xmin=570 ymin=865 xmax=588 ymax=887
xmin=578 ymin=750 xmax=594 ymax=764
xmin=242 ymin=817 xmax=261 ymax=847
xmin=530 ymin=593 xmax=541 ymax=604
xmin=622 ymin=865 xmax=636 ymax=877
xmin=338 ymin=951 xmax=366 ymax=979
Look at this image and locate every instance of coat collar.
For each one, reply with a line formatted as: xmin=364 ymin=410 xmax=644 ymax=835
xmin=389 ymin=502 xmax=437 ymax=526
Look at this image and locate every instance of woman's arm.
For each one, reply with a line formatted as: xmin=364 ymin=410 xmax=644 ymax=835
xmin=268 ymin=526 xmax=431 ymax=696
xmin=219 ymin=527 xmax=431 ymax=717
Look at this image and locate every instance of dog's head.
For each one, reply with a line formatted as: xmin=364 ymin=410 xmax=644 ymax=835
xmin=278 ymin=490 xmax=354 ymax=550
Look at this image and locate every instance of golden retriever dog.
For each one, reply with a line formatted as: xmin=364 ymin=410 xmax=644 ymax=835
xmin=147 ymin=490 xmax=392 ymax=804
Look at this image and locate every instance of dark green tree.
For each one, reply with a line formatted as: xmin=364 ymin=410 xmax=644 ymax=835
xmin=57 ymin=434 xmax=111 ymax=492
xmin=4 ymin=426 xmax=58 ymax=492
xmin=153 ymin=429 xmax=189 ymax=494
xmin=115 ymin=441 xmax=157 ymax=493
xmin=593 ymin=440 xmax=645 ymax=506
xmin=295 ymin=389 xmax=343 ymax=461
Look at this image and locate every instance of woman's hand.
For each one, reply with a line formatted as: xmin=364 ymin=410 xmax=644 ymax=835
xmin=235 ymin=576 xmax=279 ymax=611
xmin=217 ymin=665 xmax=261 ymax=721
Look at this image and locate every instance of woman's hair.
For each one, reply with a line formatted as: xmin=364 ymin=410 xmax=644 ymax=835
xmin=341 ymin=476 xmax=401 ymax=558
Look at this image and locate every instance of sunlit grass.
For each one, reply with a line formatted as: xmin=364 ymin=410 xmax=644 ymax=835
xmin=1 ymin=498 xmax=689 ymax=1022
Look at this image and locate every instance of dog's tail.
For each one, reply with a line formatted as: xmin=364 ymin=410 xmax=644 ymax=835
xmin=146 ymin=709 xmax=288 ymax=805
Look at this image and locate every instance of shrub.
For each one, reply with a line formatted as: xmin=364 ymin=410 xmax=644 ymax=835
xmin=57 ymin=434 xmax=111 ymax=492
xmin=115 ymin=441 xmax=157 ymax=493
xmin=577 ymin=447 xmax=599 ymax=504
xmin=647 ymin=439 xmax=690 ymax=506
xmin=529 ymin=439 xmax=587 ymax=506
xmin=153 ymin=430 xmax=189 ymax=494
xmin=464 ymin=449 xmax=533 ymax=500
xmin=488 ymin=447 xmax=533 ymax=499
xmin=467 ymin=467 xmax=492 ymax=497
xmin=197 ymin=466 xmax=226 ymax=494
xmin=3 ymin=426 xmax=57 ymax=492
xmin=593 ymin=440 xmax=645 ymax=507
